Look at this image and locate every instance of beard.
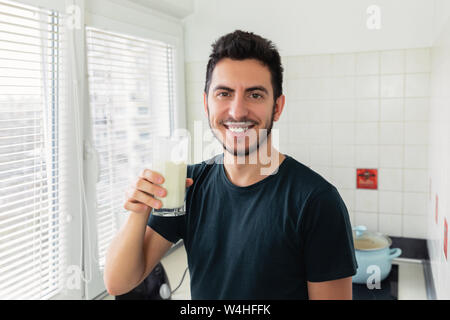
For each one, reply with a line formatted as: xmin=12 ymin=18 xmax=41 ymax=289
xmin=207 ymin=103 xmax=276 ymax=157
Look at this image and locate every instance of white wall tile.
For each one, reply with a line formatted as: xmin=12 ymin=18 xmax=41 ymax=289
xmin=303 ymin=55 xmax=332 ymax=77
xmin=380 ymin=50 xmax=405 ymax=74
xmin=406 ymin=48 xmax=431 ymax=73
xmin=331 ymin=167 xmax=355 ymax=189
xmin=405 ymin=122 xmax=429 ymax=145
xmin=355 ymin=75 xmax=379 ymax=98
xmin=379 ymin=214 xmax=402 ymax=237
xmin=331 ymin=77 xmax=355 ymax=99
xmin=403 ymin=192 xmax=427 ymax=215
xmin=380 ymin=99 xmax=403 ymax=122
xmin=379 ymin=168 xmax=403 ymax=191
xmin=355 ymin=212 xmax=378 ymax=230
xmin=284 ymin=56 xmax=305 ymax=79
xmin=405 ymin=98 xmax=429 ymax=121
xmin=404 ymin=145 xmax=428 ymax=168
xmin=402 ymin=215 xmax=427 ymax=238
xmin=355 ymin=189 xmax=378 ymax=212
xmin=379 ymin=191 xmax=403 ymax=214
xmin=379 ymin=123 xmax=404 ymax=145
xmin=288 ymin=123 xmax=309 ymax=144
xmin=405 ymin=73 xmax=430 ymax=97
xmin=309 ymin=123 xmax=332 ymax=145
xmin=287 ymin=79 xmax=306 ymax=100
xmin=380 ymin=75 xmax=404 ymax=98
xmin=275 ymin=121 xmax=289 ymax=141
xmin=379 ymin=145 xmax=403 ymax=168
xmin=355 ymin=123 xmax=378 ymax=145
xmin=332 ymin=123 xmax=354 ymax=145
xmin=332 ymin=100 xmax=355 ymax=122
xmin=310 ymin=145 xmax=332 ymax=166
xmin=306 ymin=78 xmax=332 ymax=99
xmin=355 ymin=145 xmax=378 ymax=167
xmin=308 ymin=101 xmax=332 ymax=122
xmin=356 ymin=99 xmax=379 ymax=122
xmin=288 ymin=144 xmax=310 ymax=165
xmin=356 ymin=52 xmax=379 ymax=75
xmin=404 ymin=169 xmax=428 ymax=192
xmin=332 ymin=145 xmax=355 ymax=167
xmin=332 ymin=53 xmax=355 ymax=76
xmin=311 ymin=166 xmax=332 ymax=182
xmin=289 ymin=100 xmax=310 ymax=123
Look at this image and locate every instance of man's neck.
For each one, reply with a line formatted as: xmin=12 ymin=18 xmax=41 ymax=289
xmin=222 ymin=140 xmax=286 ymax=187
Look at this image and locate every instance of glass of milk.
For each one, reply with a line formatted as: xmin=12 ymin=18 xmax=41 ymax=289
xmin=151 ymin=135 xmax=189 ymax=217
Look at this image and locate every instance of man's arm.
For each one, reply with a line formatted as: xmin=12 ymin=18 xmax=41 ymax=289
xmin=307 ymin=277 xmax=353 ymax=300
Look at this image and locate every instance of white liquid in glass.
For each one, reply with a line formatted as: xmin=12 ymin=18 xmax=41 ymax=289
xmin=153 ymin=160 xmax=187 ymax=209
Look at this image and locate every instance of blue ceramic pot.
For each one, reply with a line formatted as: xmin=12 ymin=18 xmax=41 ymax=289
xmin=352 ymin=226 xmax=402 ymax=284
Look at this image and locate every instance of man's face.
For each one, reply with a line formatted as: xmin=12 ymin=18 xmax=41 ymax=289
xmin=204 ymin=58 xmax=284 ymax=157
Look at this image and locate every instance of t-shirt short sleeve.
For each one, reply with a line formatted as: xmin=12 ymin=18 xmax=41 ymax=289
xmin=300 ymin=185 xmax=358 ymax=282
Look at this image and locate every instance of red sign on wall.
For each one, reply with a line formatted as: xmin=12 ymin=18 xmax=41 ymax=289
xmin=356 ymin=169 xmax=378 ymax=189
xmin=444 ymin=218 xmax=448 ymax=261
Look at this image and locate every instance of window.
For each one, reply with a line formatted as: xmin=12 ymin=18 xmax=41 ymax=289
xmin=0 ymin=0 xmax=66 ymax=299
xmin=85 ymin=27 xmax=176 ymax=270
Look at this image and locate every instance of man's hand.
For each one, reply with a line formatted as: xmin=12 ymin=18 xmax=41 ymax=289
xmin=124 ymin=169 xmax=194 ymax=214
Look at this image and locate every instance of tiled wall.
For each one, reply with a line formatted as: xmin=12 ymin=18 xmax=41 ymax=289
xmin=184 ymin=48 xmax=431 ymax=239
xmin=428 ymin=17 xmax=450 ymax=299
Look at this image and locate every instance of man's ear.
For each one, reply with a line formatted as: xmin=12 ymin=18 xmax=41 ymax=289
xmin=203 ymin=91 xmax=209 ymax=117
xmin=273 ymin=94 xmax=286 ymax=122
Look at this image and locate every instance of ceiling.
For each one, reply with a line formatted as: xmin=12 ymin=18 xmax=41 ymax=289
xmin=128 ymin=0 xmax=194 ymax=19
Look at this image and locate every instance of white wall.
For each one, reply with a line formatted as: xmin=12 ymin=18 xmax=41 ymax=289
xmin=427 ymin=0 xmax=450 ymax=300
xmin=183 ymin=0 xmax=434 ymax=62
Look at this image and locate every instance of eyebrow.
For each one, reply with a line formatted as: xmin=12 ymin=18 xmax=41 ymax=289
xmin=212 ymin=85 xmax=269 ymax=95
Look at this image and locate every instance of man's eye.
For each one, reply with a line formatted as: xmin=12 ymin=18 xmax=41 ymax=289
xmin=251 ymin=93 xmax=262 ymax=99
xmin=217 ymin=92 xmax=230 ymax=97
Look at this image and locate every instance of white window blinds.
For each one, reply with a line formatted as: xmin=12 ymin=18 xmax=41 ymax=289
xmin=85 ymin=27 xmax=175 ymax=269
xmin=0 ymin=0 xmax=66 ymax=299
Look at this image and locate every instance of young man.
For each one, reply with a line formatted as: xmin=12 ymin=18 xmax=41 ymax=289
xmin=104 ymin=30 xmax=357 ymax=299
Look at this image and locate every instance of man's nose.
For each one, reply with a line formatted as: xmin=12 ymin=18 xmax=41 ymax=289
xmin=228 ymin=93 xmax=249 ymax=120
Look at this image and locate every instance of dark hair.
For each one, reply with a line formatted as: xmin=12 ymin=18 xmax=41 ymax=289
xmin=204 ymin=30 xmax=283 ymax=101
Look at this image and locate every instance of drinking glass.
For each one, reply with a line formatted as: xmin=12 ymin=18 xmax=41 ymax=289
xmin=151 ymin=135 xmax=189 ymax=217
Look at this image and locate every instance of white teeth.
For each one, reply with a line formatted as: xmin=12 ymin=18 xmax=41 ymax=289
xmin=224 ymin=121 xmax=254 ymax=133
xmin=228 ymin=127 xmax=248 ymax=133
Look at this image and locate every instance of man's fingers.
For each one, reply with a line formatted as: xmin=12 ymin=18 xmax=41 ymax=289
xmin=123 ymin=200 xmax=151 ymax=214
xmin=186 ymin=178 xmax=194 ymax=187
xmin=139 ymin=168 xmax=164 ymax=184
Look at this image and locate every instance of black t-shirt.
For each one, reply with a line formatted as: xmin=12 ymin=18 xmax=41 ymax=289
xmin=148 ymin=153 xmax=357 ymax=299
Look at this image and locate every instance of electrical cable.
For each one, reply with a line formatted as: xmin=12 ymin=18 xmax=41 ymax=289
xmin=171 ymin=266 xmax=189 ymax=295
